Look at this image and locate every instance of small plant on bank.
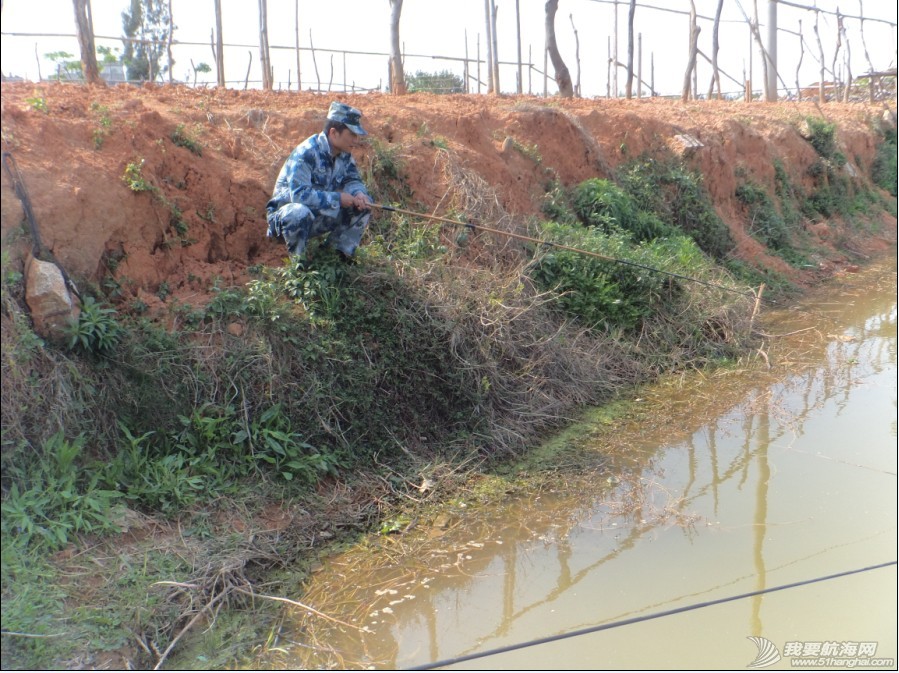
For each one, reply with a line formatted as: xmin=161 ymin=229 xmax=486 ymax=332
xmin=65 ymin=296 xmax=121 ymax=355
xmin=122 ymin=158 xmax=154 ymax=192
xmin=25 ymin=93 xmax=48 ymax=113
xmin=735 ymin=182 xmax=791 ymax=251
xmin=90 ymin=102 xmax=112 ymax=149
xmin=171 ymin=123 xmax=203 ymax=156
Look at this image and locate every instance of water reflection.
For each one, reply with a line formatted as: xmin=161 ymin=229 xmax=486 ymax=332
xmin=276 ymin=261 xmax=897 ymax=670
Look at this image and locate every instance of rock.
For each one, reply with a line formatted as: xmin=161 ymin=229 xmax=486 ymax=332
xmin=669 ymin=133 xmax=704 ymax=156
xmin=25 ymin=256 xmax=79 ymax=339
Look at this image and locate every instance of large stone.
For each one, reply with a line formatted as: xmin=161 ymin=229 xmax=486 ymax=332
xmin=25 ymin=256 xmax=79 ymax=339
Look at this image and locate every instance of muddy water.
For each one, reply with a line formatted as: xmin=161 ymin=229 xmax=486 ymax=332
xmin=277 ymin=260 xmax=897 ymax=670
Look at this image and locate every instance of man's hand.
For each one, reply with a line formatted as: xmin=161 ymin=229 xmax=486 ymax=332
xmin=340 ymin=192 xmax=372 ymax=210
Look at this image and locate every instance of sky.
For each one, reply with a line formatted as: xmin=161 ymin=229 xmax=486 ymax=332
xmin=1 ymin=0 xmax=896 ymax=98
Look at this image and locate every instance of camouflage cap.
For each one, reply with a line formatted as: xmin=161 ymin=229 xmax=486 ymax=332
xmin=327 ymin=101 xmax=367 ymax=136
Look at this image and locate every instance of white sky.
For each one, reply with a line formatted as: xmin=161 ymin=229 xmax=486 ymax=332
xmin=1 ymin=0 xmax=897 ymax=97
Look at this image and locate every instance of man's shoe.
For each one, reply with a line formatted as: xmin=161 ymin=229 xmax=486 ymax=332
xmin=336 ymin=250 xmax=358 ymax=265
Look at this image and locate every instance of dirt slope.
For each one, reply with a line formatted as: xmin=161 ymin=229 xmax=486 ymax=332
xmin=1 ymin=81 xmax=895 ymax=315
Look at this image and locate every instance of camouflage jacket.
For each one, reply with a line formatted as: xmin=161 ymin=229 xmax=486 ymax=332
xmin=266 ymin=132 xmax=369 ymax=218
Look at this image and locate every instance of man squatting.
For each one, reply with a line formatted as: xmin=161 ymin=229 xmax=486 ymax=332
xmin=266 ymin=101 xmax=373 ymax=261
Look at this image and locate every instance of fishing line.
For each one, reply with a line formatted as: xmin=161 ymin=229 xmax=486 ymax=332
xmin=404 ymin=560 xmax=897 ymax=670
xmin=372 ymin=203 xmax=761 ymax=300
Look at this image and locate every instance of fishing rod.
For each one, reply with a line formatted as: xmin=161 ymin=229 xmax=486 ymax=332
xmin=371 ymin=203 xmax=760 ymax=301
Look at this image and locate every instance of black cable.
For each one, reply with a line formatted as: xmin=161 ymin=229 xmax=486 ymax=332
xmin=405 ymin=560 xmax=897 ymax=670
xmin=2 ymin=150 xmax=81 ymax=301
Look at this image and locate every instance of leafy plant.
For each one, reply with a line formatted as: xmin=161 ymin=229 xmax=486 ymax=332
xmin=572 ymin=178 xmax=674 ymax=242
xmin=617 ymin=156 xmax=735 ymax=260
xmin=122 ymin=158 xmax=154 ymax=192
xmin=171 ymin=123 xmax=203 ymax=156
xmin=804 ymin=117 xmax=846 ymax=164
xmin=528 ymin=221 xmax=672 ymax=331
xmin=90 ymin=102 xmax=112 ymax=149
xmin=735 ymin=182 xmax=791 ymax=251
xmin=872 ymin=126 xmax=897 ymax=197
xmin=233 ymin=404 xmax=337 ymax=483
xmin=25 ymin=94 xmax=48 ymax=113
xmin=65 ymin=296 xmax=121 ymax=355
xmin=1 ymin=432 xmax=123 ymax=549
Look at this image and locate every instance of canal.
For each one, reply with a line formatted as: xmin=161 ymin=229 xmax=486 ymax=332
xmin=272 ymin=258 xmax=897 ymax=670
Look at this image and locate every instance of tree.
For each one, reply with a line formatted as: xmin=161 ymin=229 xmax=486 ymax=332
xmin=406 ymin=69 xmax=464 ymax=94
xmin=121 ymin=0 xmax=172 ymax=82
xmin=389 ymin=0 xmax=406 ymax=94
xmin=258 ymin=0 xmax=272 ymax=89
xmin=625 ymin=0 xmax=635 ymax=98
xmin=73 ymin=0 xmax=101 ymax=84
xmin=681 ymin=0 xmax=700 ymax=102
xmin=545 ymin=0 xmax=573 ymax=97
xmin=213 ymin=0 xmax=225 ymax=86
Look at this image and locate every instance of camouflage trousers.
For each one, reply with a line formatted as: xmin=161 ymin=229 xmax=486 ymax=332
xmin=266 ymin=204 xmax=370 ymax=258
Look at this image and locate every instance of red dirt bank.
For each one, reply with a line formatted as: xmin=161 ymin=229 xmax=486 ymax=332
xmin=1 ymin=82 xmax=895 ymax=315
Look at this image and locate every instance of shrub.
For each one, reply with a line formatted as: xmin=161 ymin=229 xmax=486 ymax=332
xmin=617 ymin=156 xmax=735 ymax=260
xmin=872 ymin=126 xmax=897 ymax=197
xmin=572 ymin=178 xmax=673 ymax=242
xmin=735 ymin=182 xmax=791 ymax=251
xmin=528 ymin=221 xmax=672 ymax=331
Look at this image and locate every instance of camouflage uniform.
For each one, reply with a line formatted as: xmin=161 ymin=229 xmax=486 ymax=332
xmin=266 ymin=103 xmax=371 ymax=258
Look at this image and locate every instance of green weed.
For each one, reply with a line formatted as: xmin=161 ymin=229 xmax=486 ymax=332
xmin=65 ymin=296 xmax=121 ymax=355
xmin=121 ymin=158 xmax=154 ymax=192
xmin=1 ymin=432 xmax=123 ymax=550
xmin=171 ymin=123 xmax=203 ymax=156
xmin=872 ymin=126 xmax=897 ymax=197
xmin=617 ymin=156 xmax=735 ymax=260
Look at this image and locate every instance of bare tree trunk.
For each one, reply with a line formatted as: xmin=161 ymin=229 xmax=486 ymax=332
xmin=309 ymin=29 xmax=320 ymax=91
xmin=72 ymin=0 xmax=101 ymax=84
xmin=484 ymin=0 xmax=494 ymax=93
xmin=857 ymin=0 xmax=876 ymax=75
xmin=681 ymin=0 xmax=700 ymax=102
xmin=831 ymin=8 xmax=842 ymax=100
xmin=167 ymin=0 xmax=174 ymax=83
xmin=612 ymin=0 xmax=618 ymax=97
xmin=765 ymin=0 xmax=777 ymax=100
xmin=388 ymin=0 xmax=406 ymax=94
xmin=625 ymin=0 xmax=635 ymax=98
xmin=465 ymin=30 xmax=470 ymax=93
xmin=606 ymin=36 xmax=611 ymax=97
xmin=515 ymin=0 xmax=523 ymax=94
xmin=841 ymin=13 xmax=852 ymax=101
xmin=258 ymin=0 xmax=273 ymax=89
xmin=795 ymin=19 xmax=804 ymax=101
xmin=708 ymin=0 xmax=723 ymax=99
xmin=751 ymin=0 xmax=770 ymax=100
xmin=295 ymin=0 xmax=301 ymax=90
xmin=545 ymin=0 xmax=573 ymax=97
xmin=214 ymin=0 xmax=225 ymax=86
xmin=569 ymin=14 xmax=581 ymax=97
xmin=813 ymin=10 xmax=826 ymax=102
xmin=490 ymin=0 xmax=500 ymax=92
xmin=637 ymin=32 xmax=642 ymax=97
